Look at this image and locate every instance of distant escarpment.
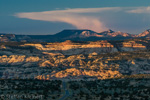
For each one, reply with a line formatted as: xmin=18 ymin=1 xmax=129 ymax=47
xmin=1 ymin=29 xmax=150 ymax=42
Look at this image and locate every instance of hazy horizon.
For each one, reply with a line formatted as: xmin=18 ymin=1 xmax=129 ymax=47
xmin=0 ymin=28 xmax=150 ymax=35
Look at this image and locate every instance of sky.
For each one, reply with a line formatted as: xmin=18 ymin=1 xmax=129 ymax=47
xmin=0 ymin=0 xmax=150 ymax=35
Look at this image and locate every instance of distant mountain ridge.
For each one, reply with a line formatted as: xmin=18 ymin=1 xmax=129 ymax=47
xmin=53 ymin=30 xmax=97 ymax=38
xmin=137 ymin=29 xmax=150 ymax=37
xmin=0 ymin=29 xmax=150 ymax=42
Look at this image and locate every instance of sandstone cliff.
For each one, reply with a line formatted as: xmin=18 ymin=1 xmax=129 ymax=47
xmin=0 ymin=39 xmax=150 ymax=80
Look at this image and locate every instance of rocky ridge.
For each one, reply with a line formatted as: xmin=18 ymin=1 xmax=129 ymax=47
xmin=138 ymin=29 xmax=150 ymax=37
xmin=0 ymin=38 xmax=150 ymax=80
xmin=1 ymin=29 xmax=150 ymax=42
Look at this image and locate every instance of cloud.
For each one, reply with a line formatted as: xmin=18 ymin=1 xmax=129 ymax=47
xmin=14 ymin=7 xmax=120 ymax=32
xmin=127 ymin=7 xmax=150 ymax=13
xmin=15 ymin=7 xmax=150 ymax=33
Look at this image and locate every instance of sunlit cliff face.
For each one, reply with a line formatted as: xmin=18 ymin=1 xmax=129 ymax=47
xmin=0 ymin=39 xmax=150 ymax=80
